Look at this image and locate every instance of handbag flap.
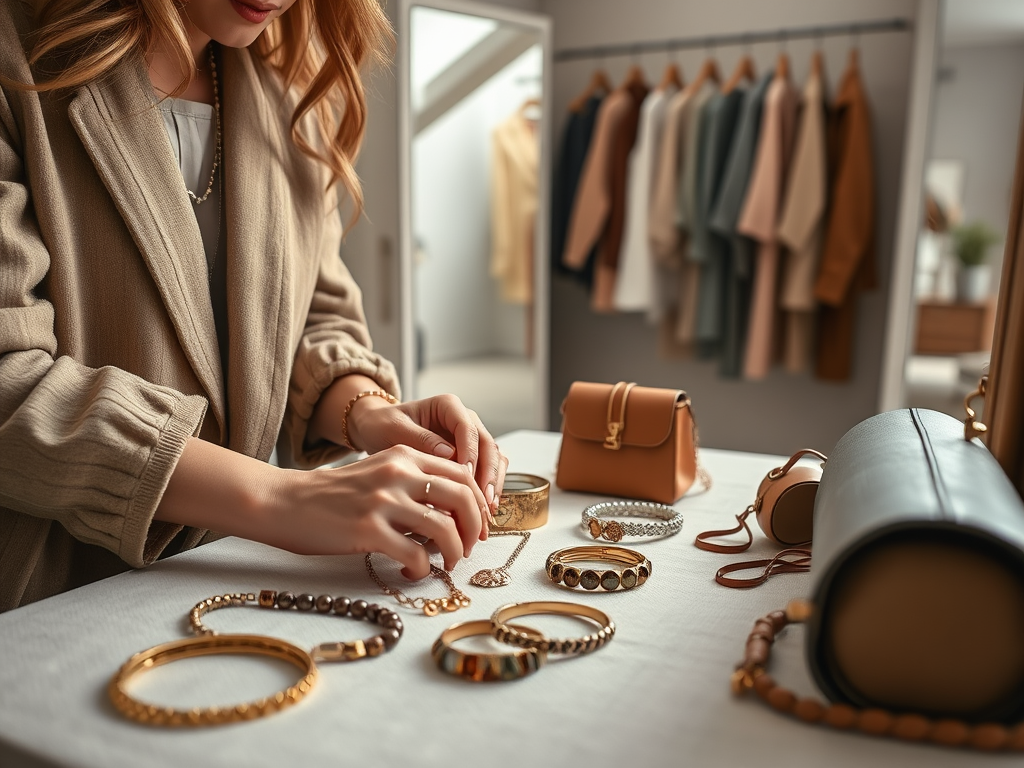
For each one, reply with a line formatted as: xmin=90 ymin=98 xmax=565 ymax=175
xmin=561 ymin=381 xmax=687 ymax=448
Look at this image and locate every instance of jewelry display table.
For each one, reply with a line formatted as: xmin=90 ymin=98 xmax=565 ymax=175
xmin=0 ymin=431 xmax=1003 ymax=767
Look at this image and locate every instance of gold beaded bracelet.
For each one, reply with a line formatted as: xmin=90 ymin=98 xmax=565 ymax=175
xmin=341 ymin=389 xmax=398 ymax=450
xmin=108 ymin=634 xmax=317 ymax=727
xmin=490 ymin=600 xmax=616 ymax=656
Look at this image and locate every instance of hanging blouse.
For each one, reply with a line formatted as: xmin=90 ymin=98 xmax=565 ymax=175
xmin=708 ymin=73 xmax=773 ymax=377
xmin=813 ymin=55 xmax=876 ymax=382
xmin=490 ymin=109 xmax=539 ymax=304
xmin=777 ymin=66 xmax=828 ymax=374
xmin=614 ymin=85 xmax=677 ymax=312
xmin=736 ymin=73 xmax=800 ymax=380
xmin=673 ymin=82 xmax=717 ymax=346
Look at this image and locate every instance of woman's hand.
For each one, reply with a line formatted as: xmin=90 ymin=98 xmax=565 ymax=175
xmin=347 ymin=393 xmax=509 ymax=531
xmin=158 ymin=440 xmax=483 ymax=580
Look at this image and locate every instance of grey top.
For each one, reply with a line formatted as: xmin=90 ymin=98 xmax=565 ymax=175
xmin=708 ymin=73 xmax=773 ymax=376
xmin=690 ymin=89 xmax=744 ymax=358
xmin=158 ymin=97 xmax=230 ymax=410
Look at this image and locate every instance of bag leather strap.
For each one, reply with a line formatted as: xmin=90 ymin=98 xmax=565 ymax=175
xmin=694 ymin=506 xmax=755 ymax=554
xmin=604 ymin=381 xmax=637 ymax=450
xmin=714 ymin=548 xmax=812 ymax=589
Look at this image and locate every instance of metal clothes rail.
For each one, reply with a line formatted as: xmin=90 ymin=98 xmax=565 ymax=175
xmin=553 ymin=18 xmax=911 ymax=63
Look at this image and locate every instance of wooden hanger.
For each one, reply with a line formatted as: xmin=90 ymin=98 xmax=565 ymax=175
xmin=569 ymin=68 xmax=613 ymax=112
xmin=659 ymin=61 xmax=684 ymax=90
xmin=687 ymin=56 xmax=721 ymax=94
xmin=519 ymin=97 xmax=542 ymax=121
xmin=775 ymin=51 xmax=790 ymax=80
xmin=722 ymin=55 xmax=756 ymax=94
xmin=621 ymin=63 xmax=647 ymax=89
xmin=811 ymin=49 xmax=824 ymax=78
xmin=847 ymin=45 xmax=860 ymax=71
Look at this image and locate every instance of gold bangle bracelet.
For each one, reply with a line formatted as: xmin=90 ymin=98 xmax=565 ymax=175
xmin=432 ymin=619 xmax=547 ymax=682
xmin=545 ymin=545 xmax=652 ymax=592
xmin=341 ymin=389 xmax=398 ymax=450
xmin=108 ymin=634 xmax=317 ymax=727
xmin=491 ymin=473 xmax=550 ymax=531
xmin=490 ymin=601 xmax=615 ymax=656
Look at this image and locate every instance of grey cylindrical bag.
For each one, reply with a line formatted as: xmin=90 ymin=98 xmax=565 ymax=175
xmin=805 ymin=408 xmax=1024 ymax=723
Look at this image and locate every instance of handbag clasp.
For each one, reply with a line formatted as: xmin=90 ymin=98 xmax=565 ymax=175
xmin=604 ymin=421 xmax=624 ymax=450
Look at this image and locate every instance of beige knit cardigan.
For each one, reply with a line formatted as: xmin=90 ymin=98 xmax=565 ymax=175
xmin=0 ymin=2 xmax=399 ymax=611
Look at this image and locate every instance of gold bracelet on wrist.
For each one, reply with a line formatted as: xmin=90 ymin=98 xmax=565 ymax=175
xmin=545 ymin=545 xmax=652 ymax=592
xmin=490 ymin=600 xmax=615 ymax=656
xmin=108 ymin=634 xmax=317 ymax=727
xmin=341 ymin=389 xmax=398 ymax=450
xmin=189 ymin=591 xmax=404 ymax=661
xmin=432 ymin=619 xmax=546 ymax=682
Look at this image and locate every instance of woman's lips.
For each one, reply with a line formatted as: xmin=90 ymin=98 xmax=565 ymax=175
xmin=229 ymin=0 xmax=273 ymax=24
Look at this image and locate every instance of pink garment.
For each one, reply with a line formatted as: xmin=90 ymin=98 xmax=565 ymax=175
xmin=736 ymin=73 xmax=800 ymax=380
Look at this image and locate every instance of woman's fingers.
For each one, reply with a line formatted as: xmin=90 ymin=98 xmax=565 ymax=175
xmin=372 ymin=525 xmax=432 ymax=580
xmin=393 ymin=447 xmax=483 ymax=555
xmin=403 ymin=474 xmax=478 ymax=565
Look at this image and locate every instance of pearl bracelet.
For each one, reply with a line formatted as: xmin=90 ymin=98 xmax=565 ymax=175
xmin=581 ymin=500 xmax=684 ymax=541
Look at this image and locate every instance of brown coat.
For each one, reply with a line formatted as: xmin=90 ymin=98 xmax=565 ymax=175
xmin=813 ymin=56 xmax=876 ymax=381
xmin=0 ymin=2 xmax=398 ymax=611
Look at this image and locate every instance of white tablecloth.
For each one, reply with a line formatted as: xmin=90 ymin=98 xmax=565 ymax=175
xmin=0 ymin=431 xmax=1004 ymax=767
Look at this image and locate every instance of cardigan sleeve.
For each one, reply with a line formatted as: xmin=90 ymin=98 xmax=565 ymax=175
xmin=278 ymin=195 xmax=401 ymax=469
xmin=0 ymin=91 xmax=208 ymax=570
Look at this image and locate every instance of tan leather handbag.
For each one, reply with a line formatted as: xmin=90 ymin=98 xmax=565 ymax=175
xmin=555 ymin=381 xmax=709 ymax=504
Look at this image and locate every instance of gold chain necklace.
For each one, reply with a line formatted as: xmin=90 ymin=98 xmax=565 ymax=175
xmin=188 ymin=45 xmax=222 ymax=206
xmin=364 ymin=553 xmax=471 ymax=617
xmin=469 ymin=530 xmax=531 ymax=587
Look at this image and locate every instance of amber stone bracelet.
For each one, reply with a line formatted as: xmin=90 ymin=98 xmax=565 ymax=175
xmin=732 ymin=603 xmax=1024 ymax=752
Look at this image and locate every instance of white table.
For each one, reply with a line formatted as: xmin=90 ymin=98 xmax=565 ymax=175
xmin=0 ymin=431 xmax=1006 ymax=767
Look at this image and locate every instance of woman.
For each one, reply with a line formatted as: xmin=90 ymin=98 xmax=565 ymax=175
xmin=0 ymin=0 xmax=507 ymax=611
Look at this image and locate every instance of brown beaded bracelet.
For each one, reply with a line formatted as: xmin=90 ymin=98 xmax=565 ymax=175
xmin=732 ymin=602 xmax=1024 ymax=752
xmin=189 ymin=591 xmax=404 ymax=662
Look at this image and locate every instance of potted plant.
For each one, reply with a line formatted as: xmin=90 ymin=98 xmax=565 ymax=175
xmin=951 ymin=221 xmax=999 ymax=303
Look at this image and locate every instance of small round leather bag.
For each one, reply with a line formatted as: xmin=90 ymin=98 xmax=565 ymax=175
xmin=695 ymin=449 xmax=827 ymax=587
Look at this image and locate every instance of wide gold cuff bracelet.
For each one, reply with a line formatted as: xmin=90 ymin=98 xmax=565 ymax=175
xmin=545 ymin=545 xmax=652 ymax=591
xmin=109 ymin=634 xmax=317 ymax=727
xmin=432 ymin=619 xmax=546 ymax=682
xmin=491 ymin=473 xmax=550 ymax=531
xmin=490 ymin=601 xmax=615 ymax=656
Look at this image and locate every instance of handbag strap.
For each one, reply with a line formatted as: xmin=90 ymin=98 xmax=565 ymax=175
xmin=604 ymin=381 xmax=637 ymax=450
xmin=694 ymin=506 xmax=756 ymax=554
xmin=732 ymin=603 xmax=1024 ymax=751
xmin=767 ymin=448 xmax=828 ymax=480
xmin=714 ymin=548 xmax=812 ymax=588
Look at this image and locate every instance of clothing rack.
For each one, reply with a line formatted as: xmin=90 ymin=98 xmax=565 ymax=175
xmin=553 ymin=18 xmax=911 ymax=63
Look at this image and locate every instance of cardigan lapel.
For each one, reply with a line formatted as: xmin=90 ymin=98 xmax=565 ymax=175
xmin=220 ymin=47 xmax=292 ymax=460
xmin=67 ymin=58 xmax=227 ymax=436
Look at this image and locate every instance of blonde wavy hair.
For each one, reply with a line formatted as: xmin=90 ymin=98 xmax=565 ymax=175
xmin=22 ymin=0 xmax=392 ymax=219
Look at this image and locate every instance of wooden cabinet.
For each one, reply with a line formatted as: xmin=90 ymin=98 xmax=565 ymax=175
xmin=914 ymin=300 xmax=995 ymax=355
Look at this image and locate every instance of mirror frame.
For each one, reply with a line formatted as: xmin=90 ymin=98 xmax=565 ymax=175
xmin=397 ymin=0 xmax=553 ymax=431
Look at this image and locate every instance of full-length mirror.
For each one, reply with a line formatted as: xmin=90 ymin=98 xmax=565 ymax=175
xmin=398 ymin=0 xmax=551 ymax=436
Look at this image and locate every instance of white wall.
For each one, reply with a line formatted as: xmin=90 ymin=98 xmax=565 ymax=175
xmin=931 ymin=41 xmax=1024 ymax=274
xmin=544 ymin=0 xmax=921 ymax=454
